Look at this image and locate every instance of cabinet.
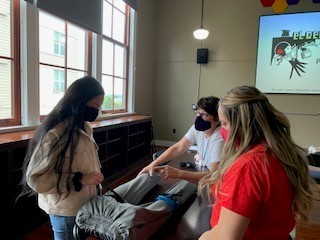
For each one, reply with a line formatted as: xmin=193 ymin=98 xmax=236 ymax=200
xmin=5 ymin=140 xmax=48 ymax=239
xmin=3 ymin=115 xmax=152 ymax=238
xmin=128 ymin=121 xmax=152 ymax=165
xmin=93 ymin=117 xmax=152 ymax=186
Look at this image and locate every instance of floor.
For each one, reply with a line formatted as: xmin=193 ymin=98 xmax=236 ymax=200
xmin=294 ymin=183 xmax=320 ymax=240
xmin=19 ymin=150 xmax=320 ymax=240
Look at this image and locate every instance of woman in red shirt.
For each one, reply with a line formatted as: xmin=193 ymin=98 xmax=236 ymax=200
xmin=199 ymin=86 xmax=318 ymax=240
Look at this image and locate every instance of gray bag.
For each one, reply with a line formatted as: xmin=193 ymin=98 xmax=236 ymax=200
xmin=75 ymin=173 xmax=197 ymax=240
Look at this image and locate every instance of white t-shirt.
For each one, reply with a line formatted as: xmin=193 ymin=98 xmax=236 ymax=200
xmin=184 ymin=125 xmax=224 ymax=169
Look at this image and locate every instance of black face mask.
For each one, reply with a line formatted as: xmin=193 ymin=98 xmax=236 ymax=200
xmin=83 ymin=106 xmax=99 ymax=122
xmin=195 ymin=116 xmax=211 ymax=131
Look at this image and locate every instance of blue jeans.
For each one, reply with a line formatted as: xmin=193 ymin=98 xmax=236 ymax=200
xmin=49 ymin=215 xmax=76 ymax=240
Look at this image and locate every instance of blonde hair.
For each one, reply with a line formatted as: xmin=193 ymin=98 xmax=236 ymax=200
xmin=199 ymin=85 xmax=318 ymax=221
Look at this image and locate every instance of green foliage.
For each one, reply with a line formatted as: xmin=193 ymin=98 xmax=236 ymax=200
xmin=102 ymin=94 xmax=123 ymax=110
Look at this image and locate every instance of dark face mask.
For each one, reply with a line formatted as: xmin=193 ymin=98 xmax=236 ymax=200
xmin=84 ymin=106 xmax=99 ymax=122
xmin=194 ymin=116 xmax=211 ymax=131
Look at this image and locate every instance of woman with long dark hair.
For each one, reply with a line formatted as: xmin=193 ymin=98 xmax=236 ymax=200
xmin=18 ymin=76 xmax=105 ymax=240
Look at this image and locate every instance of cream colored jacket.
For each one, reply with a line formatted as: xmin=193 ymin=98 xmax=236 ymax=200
xmin=26 ymin=121 xmax=102 ymax=216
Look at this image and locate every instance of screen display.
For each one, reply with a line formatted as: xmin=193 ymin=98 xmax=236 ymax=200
xmin=255 ymin=12 xmax=320 ymax=94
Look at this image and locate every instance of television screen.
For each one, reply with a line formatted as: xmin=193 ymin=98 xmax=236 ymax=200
xmin=255 ymin=12 xmax=320 ymax=94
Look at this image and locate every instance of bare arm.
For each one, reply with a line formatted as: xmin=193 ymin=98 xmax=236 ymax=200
xmin=209 ymin=162 xmax=220 ymax=172
xmin=154 ymin=165 xmax=211 ymax=184
xmin=138 ymin=137 xmax=193 ymax=177
xmin=199 ymin=207 xmax=250 ymax=240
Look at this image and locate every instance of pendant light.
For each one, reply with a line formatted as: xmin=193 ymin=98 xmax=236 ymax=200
xmin=193 ymin=0 xmax=209 ymax=40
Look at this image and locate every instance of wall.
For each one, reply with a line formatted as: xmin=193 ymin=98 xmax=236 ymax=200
xmin=134 ymin=0 xmax=156 ymax=116
xmin=134 ymin=0 xmax=320 ymax=148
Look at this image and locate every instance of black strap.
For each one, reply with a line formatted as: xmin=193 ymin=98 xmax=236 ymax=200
xmin=106 ymin=186 xmax=125 ymax=203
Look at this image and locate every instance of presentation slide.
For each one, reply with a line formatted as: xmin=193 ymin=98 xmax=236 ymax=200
xmin=255 ymin=12 xmax=320 ymax=94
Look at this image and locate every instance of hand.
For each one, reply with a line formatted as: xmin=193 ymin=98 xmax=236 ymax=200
xmin=154 ymin=165 xmax=180 ymax=180
xmin=82 ymin=171 xmax=104 ymax=186
xmin=289 ymin=59 xmax=306 ymax=79
xmin=138 ymin=163 xmax=155 ymax=177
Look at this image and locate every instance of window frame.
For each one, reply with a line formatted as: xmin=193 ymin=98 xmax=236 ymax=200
xmin=38 ymin=12 xmax=92 ymax=119
xmin=0 ymin=0 xmax=21 ymax=126
xmin=53 ymin=69 xmax=65 ymax=93
xmin=0 ymin=0 xmax=135 ymax=130
xmin=53 ymin=31 xmax=65 ymax=56
xmin=101 ymin=1 xmax=130 ymax=114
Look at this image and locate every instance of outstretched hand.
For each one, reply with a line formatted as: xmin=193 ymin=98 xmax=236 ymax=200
xmin=154 ymin=165 xmax=181 ymax=180
xmin=289 ymin=59 xmax=307 ymax=79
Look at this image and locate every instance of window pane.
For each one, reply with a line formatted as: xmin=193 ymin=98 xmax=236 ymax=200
xmin=39 ymin=10 xmax=89 ymax=117
xmin=101 ymin=75 xmax=113 ymax=110
xmin=53 ymin=69 xmax=64 ymax=93
xmin=114 ymin=45 xmax=125 ymax=77
xmin=113 ymin=8 xmax=125 ymax=43
xmin=102 ymin=40 xmax=114 ymax=74
xmin=103 ymin=1 xmax=112 ymax=37
xmin=114 ymin=0 xmax=126 ymax=13
xmin=39 ymin=65 xmax=65 ymax=115
xmin=101 ymin=0 xmax=129 ymax=114
xmin=0 ymin=0 xmax=11 ymax=57
xmin=66 ymin=69 xmax=85 ymax=88
xmin=39 ymin=11 xmax=65 ymax=66
xmin=53 ymin=31 xmax=65 ymax=56
xmin=114 ymin=78 xmax=124 ymax=109
xmin=67 ymin=24 xmax=86 ymax=70
xmin=0 ymin=0 xmax=12 ymax=119
xmin=0 ymin=58 xmax=12 ymax=118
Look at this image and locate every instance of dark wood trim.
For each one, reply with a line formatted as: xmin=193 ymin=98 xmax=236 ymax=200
xmin=0 ymin=115 xmax=152 ymax=144
xmin=13 ymin=0 xmax=21 ymax=125
xmin=0 ymin=0 xmax=21 ymax=127
xmin=87 ymin=31 xmax=92 ymax=75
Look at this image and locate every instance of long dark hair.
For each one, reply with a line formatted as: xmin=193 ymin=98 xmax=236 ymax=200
xmin=17 ymin=76 xmax=104 ymax=200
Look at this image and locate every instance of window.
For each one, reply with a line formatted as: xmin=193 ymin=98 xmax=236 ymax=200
xmin=0 ymin=0 xmax=20 ymax=126
xmin=101 ymin=0 xmax=129 ymax=113
xmin=53 ymin=31 xmax=65 ymax=56
xmin=53 ymin=69 xmax=65 ymax=93
xmin=0 ymin=0 xmax=134 ymax=129
xmin=39 ymin=11 xmax=90 ymax=116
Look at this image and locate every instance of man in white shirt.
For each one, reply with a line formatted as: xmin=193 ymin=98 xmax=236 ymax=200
xmin=138 ymin=96 xmax=224 ymax=184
